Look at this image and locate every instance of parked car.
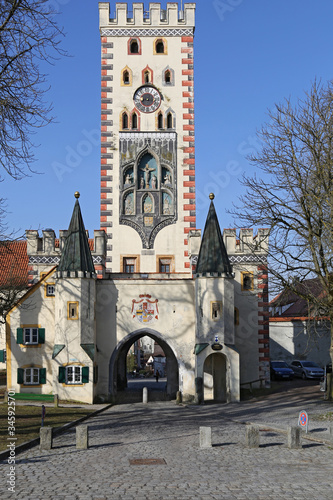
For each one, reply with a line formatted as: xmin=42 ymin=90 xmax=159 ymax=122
xmin=289 ymin=360 xmax=324 ymax=379
xmin=270 ymin=361 xmax=294 ymax=380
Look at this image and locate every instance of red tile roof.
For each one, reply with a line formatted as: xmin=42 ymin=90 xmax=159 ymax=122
xmin=0 ymin=241 xmax=29 ymax=288
xmin=270 ymin=278 xmax=327 ymax=317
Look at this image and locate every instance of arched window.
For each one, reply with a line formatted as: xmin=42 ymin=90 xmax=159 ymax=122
xmin=130 ymin=39 xmax=139 ymax=54
xmin=144 ymin=71 xmax=150 ymax=83
xmin=132 ymin=112 xmax=138 ymax=130
xmin=158 ymin=113 xmax=163 ymax=130
xmin=165 ymin=70 xmax=171 ymax=84
xmin=166 ymin=112 xmax=173 ymax=129
xmin=123 ymin=70 xmax=130 ymax=84
xmin=122 ymin=112 xmax=129 ymax=130
xmin=156 ymin=40 xmax=164 ymax=53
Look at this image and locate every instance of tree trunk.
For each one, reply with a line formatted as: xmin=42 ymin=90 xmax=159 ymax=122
xmin=327 ymin=324 xmax=333 ymax=400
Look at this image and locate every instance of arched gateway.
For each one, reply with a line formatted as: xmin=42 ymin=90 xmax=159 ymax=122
xmin=109 ymin=328 xmax=179 ymax=399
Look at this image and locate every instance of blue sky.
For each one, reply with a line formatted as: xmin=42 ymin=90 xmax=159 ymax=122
xmin=3 ymin=0 xmax=333 ymax=238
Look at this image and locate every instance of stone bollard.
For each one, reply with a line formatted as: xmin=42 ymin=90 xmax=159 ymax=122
xmin=199 ymin=427 xmax=212 ymax=448
xmin=287 ymin=426 xmax=302 ymax=449
xmin=76 ymin=425 xmax=89 ymax=449
xmin=245 ymin=425 xmax=260 ymax=448
xmin=143 ymin=387 xmax=148 ymax=404
xmin=329 ymin=425 xmax=333 ymax=439
xmin=40 ymin=426 xmax=53 ymax=451
xmin=54 ymin=394 xmax=59 ymax=407
xmin=176 ymin=391 xmax=182 ymax=404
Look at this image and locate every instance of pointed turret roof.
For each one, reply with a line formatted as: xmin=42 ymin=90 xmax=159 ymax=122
xmin=196 ymin=194 xmax=232 ymax=276
xmin=58 ymin=192 xmax=95 ymax=274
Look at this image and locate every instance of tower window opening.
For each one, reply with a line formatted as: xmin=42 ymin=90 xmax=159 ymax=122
xmin=130 ymin=39 xmax=139 ymax=54
xmin=123 ymin=70 xmax=130 ymax=84
xmin=158 ymin=113 xmax=163 ymax=130
xmin=122 ymin=112 xmax=129 ymax=129
xmin=132 ymin=112 xmax=138 ymax=129
xmin=156 ymin=40 xmax=165 ymax=53
xmin=165 ymin=70 xmax=171 ymax=83
xmin=167 ymin=112 xmax=173 ymax=129
xmin=144 ymin=71 xmax=150 ymax=83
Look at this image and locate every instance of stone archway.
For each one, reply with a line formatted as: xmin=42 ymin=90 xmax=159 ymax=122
xmin=109 ymin=328 xmax=179 ymax=400
xmin=203 ymin=353 xmax=227 ymax=402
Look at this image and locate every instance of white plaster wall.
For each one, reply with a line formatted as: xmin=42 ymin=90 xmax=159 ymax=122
xmin=270 ymin=320 xmax=331 ymax=367
xmin=95 ymin=278 xmax=196 ymax=397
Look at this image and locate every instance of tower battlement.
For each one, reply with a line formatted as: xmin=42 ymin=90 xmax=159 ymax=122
xmin=99 ymin=2 xmax=195 ymax=30
xmin=223 ymin=228 xmax=269 ymax=256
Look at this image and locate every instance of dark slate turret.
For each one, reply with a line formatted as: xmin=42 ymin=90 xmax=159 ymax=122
xmin=196 ymin=194 xmax=233 ymax=276
xmin=58 ymin=192 xmax=95 ymax=274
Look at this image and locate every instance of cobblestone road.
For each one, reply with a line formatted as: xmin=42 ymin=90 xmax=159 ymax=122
xmin=1 ymin=384 xmax=333 ymax=500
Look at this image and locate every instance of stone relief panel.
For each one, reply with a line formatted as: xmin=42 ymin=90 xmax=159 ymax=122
xmin=119 ymin=132 xmax=177 ymax=248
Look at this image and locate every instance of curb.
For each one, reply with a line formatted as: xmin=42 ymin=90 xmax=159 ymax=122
xmin=0 ymin=403 xmax=113 ymax=462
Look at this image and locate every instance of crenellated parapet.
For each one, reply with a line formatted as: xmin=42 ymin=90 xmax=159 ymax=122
xmin=26 ymin=229 xmax=107 ymax=284
xmin=223 ymin=228 xmax=269 ymax=263
xmin=99 ymin=2 xmax=196 ymax=31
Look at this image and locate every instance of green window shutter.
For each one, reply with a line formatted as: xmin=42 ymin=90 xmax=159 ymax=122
xmin=17 ymin=368 xmax=24 ymax=384
xmin=82 ymin=366 xmax=89 ymax=384
xmin=38 ymin=328 xmax=45 ymax=344
xmin=0 ymin=350 xmax=4 ymax=363
xmin=17 ymin=328 xmax=23 ymax=344
xmin=58 ymin=366 xmax=66 ymax=383
xmin=39 ymin=368 xmax=46 ymax=384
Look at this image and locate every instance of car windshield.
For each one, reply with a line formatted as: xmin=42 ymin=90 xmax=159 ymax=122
xmin=302 ymin=361 xmax=320 ymax=368
xmin=271 ymin=362 xmax=289 ymax=368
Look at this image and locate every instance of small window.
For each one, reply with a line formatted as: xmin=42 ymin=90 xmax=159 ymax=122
xmin=124 ymin=257 xmax=136 ymax=273
xmin=234 ymin=307 xmax=239 ymax=325
xmin=156 ymin=40 xmax=165 ymax=53
xmin=157 ymin=113 xmax=164 ymax=130
xmin=123 ymin=70 xmax=130 ymax=84
xmin=211 ymin=302 xmax=222 ymax=321
xmin=144 ymin=70 xmax=150 ymax=83
xmin=68 ymin=302 xmax=79 ymax=320
xmin=165 ymin=70 xmax=171 ymax=83
xmin=130 ymin=39 xmax=139 ymax=54
xmin=46 ymin=284 xmax=55 ymax=296
xmin=132 ymin=112 xmax=138 ymax=130
xmin=66 ymin=365 xmax=82 ymax=384
xmin=24 ymin=327 xmax=38 ymax=344
xmin=166 ymin=112 xmax=173 ymax=129
xmin=24 ymin=367 xmax=40 ymax=385
xmin=122 ymin=112 xmax=129 ymax=130
xmin=241 ymin=272 xmax=254 ymax=291
xmin=159 ymin=258 xmax=172 ymax=273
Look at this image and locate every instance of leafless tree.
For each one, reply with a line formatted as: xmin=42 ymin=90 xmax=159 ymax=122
xmin=0 ymin=0 xmax=65 ymax=180
xmin=231 ymin=80 xmax=333 ymax=397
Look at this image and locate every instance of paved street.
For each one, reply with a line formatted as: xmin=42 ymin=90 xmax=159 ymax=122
xmin=1 ymin=382 xmax=333 ymax=500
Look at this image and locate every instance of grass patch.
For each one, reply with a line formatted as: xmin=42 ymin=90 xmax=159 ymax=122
xmin=312 ymin=411 xmax=333 ymax=422
xmin=0 ymin=403 xmax=95 ymax=452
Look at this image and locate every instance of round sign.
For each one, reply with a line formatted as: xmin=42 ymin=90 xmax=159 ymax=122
xmin=299 ymin=411 xmax=307 ymax=427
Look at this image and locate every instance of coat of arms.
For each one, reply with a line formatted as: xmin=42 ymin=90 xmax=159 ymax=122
xmin=132 ymin=294 xmax=159 ymax=323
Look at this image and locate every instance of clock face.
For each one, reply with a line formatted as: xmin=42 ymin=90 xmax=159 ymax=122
xmin=133 ymin=85 xmax=162 ymax=113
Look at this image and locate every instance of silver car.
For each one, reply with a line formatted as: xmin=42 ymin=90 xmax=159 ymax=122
xmin=289 ymin=360 xmax=324 ymax=379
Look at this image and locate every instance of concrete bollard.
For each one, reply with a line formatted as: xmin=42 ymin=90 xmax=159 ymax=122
xmin=143 ymin=387 xmax=148 ymax=404
xmin=76 ymin=425 xmax=89 ymax=449
xmin=176 ymin=391 xmax=182 ymax=404
xmin=288 ymin=426 xmax=302 ymax=449
xmin=329 ymin=425 xmax=333 ymax=439
xmin=245 ymin=425 xmax=260 ymax=448
xmin=4 ymin=390 xmax=8 ymax=403
xmin=199 ymin=426 xmax=212 ymax=448
xmin=40 ymin=426 xmax=53 ymax=451
xmin=54 ymin=394 xmax=59 ymax=407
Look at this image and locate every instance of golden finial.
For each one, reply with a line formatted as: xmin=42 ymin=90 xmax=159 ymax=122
xmin=209 ymin=193 xmax=215 ymax=200
xmin=74 ymin=191 xmax=80 ymax=199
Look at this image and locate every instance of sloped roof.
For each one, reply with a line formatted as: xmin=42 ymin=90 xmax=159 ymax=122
xmin=270 ymin=278 xmax=327 ymax=317
xmin=196 ymin=200 xmax=232 ymax=275
xmin=57 ymin=198 xmax=95 ymax=274
xmin=0 ymin=240 xmax=28 ymax=289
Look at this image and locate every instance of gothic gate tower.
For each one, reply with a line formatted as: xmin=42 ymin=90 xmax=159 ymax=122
xmin=99 ymin=2 xmax=196 ymax=273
